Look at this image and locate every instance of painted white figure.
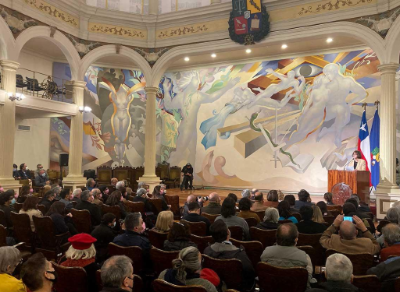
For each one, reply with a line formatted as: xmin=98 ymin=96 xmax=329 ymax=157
xmin=247 ymin=68 xmax=305 ymax=109
xmin=163 ymin=72 xmax=239 ymax=165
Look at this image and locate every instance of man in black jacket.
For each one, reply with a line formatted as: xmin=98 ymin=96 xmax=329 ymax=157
xmin=180 ymin=163 xmax=193 ymax=190
xmin=39 ymin=190 xmax=56 ymax=214
xmin=367 ymin=256 xmax=400 ymax=292
xmin=18 ymin=163 xmax=31 ymax=180
xmin=183 ymin=201 xmax=210 ymax=234
xmin=91 ymin=213 xmax=117 ymax=264
xmin=296 ymin=206 xmax=327 ymax=234
xmin=75 ymin=190 xmax=102 ymax=226
xmin=204 ymin=219 xmax=255 ymax=291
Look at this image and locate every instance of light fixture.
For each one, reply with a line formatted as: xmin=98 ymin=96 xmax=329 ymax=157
xmin=8 ymin=92 xmax=25 ymax=101
xmin=79 ymin=106 xmax=92 ymax=113
xmin=281 ymin=44 xmax=288 ymax=49
xmin=211 ymin=53 xmax=217 ymax=58
xmin=326 ymin=38 xmax=333 ymax=43
xmin=246 ymin=49 xmax=252 ymax=54
xmin=184 ymin=57 xmax=190 ymax=62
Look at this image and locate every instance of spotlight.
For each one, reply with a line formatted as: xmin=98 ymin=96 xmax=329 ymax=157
xmin=184 ymin=57 xmax=190 ymax=62
xmin=327 ymin=38 xmax=333 ymax=43
xmin=8 ymin=92 xmax=25 ymax=101
xmin=211 ymin=53 xmax=217 ymax=58
xmin=281 ymin=44 xmax=288 ymax=49
xmin=246 ymin=49 xmax=252 ymax=54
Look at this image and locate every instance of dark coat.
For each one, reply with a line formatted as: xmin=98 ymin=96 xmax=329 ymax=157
xmin=256 ymin=221 xmax=278 ymax=230
xmin=201 ymin=202 xmax=222 ymax=215
xmin=296 ymin=220 xmax=327 ymax=234
xmin=50 ymin=213 xmax=69 ymax=235
xmin=17 ymin=170 xmax=31 ymax=180
xmin=39 ymin=198 xmax=54 ymax=214
xmin=91 ymin=223 xmax=117 ymax=263
xmin=306 ymin=281 xmax=361 ymax=292
xmin=0 ymin=205 xmax=12 ymax=228
xmin=75 ymin=200 xmax=102 ymax=226
xmin=132 ymin=196 xmax=155 ymax=214
xmin=163 ymin=240 xmax=197 ymax=251
xmin=367 ymin=256 xmax=400 ymax=292
xmin=182 ymin=213 xmax=211 ymax=235
xmin=35 ymin=174 xmax=48 ymax=187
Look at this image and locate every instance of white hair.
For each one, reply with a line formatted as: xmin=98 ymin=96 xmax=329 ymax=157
xmin=65 ymin=244 xmax=96 ymax=260
xmin=264 ymin=208 xmax=279 ymax=223
xmin=326 ymin=254 xmax=353 ymax=283
xmin=0 ymin=246 xmax=21 ymax=273
xmin=73 ymin=188 xmax=82 ymax=196
xmin=241 ymin=189 xmax=251 ymax=198
xmin=116 ymin=181 xmax=125 ymax=190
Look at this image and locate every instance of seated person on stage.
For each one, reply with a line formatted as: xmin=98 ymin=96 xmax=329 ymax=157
xmin=261 ymin=223 xmax=315 ymax=287
xmin=294 ymin=189 xmax=314 ymax=211
xmin=278 ymin=201 xmax=298 ymax=223
xmin=183 ymin=202 xmax=211 ymax=234
xmin=256 ymin=208 xmax=279 ymax=230
xmin=319 ymin=214 xmax=380 ymax=255
xmin=379 ymin=223 xmax=400 ymax=262
xmin=17 ymin=163 xmax=31 ymax=180
xmin=0 ymin=247 xmax=25 ymax=292
xmin=180 ymin=163 xmax=194 ymax=191
xmin=201 ymin=192 xmax=222 ymax=215
xmin=204 ymin=219 xmax=255 ymax=291
xmin=307 ymin=254 xmax=360 ymax=292
xmin=100 ymin=255 xmax=135 ymax=292
xmin=237 ymin=197 xmax=261 ymax=223
xmin=76 ymin=190 xmax=102 ymax=226
xmin=324 ymin=192 xmax=335 ymax=206
xmin=34 ymin=163 xmax=44 ymax=177
xmin=347 ymin=150 xmax=366 ymax=171
xmin=182 ymin=194 xmax=203 ymax=218
xmin=35 ymin=168 xmax=50 ymax=187
xmin=164 ymin=221 xmax=197 ymax=251
xmin=61 ymin=233 xmax=98 ymax=292
xmin=91 ymin=213 xmax=117 ymax=264
xmin=296 ymin=206 xmax=327 ymax=234
xmin=216 ymin=197 xmax=250 ymax=240
xmin=12 ymin=164 xmax=20 ymax=179
xmin=250 ymin=192 xmax=268 ymax=212
xmin=264 ymin=190 xmax=279 ymax=208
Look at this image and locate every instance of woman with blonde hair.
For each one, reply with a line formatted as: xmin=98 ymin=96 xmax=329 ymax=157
xmin=312 ymin=205 xmax=325 ymax=223
xmin=154 ymin=210 xmax=174 ymax=233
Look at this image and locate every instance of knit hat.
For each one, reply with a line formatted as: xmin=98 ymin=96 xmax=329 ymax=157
xmin=68 ymin=233 xmax=97 ymax=250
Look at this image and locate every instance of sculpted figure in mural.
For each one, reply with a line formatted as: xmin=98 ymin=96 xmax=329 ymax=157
xmin=162 ymin=72 xmax=239 ymax=165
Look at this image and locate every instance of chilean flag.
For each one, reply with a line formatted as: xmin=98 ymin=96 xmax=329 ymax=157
xmin=358 ymin=110 xmax=371 ymax=174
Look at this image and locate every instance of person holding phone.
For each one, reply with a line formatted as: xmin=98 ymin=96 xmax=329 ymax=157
xmin=347 ymin=150 xmax=366 ymax=171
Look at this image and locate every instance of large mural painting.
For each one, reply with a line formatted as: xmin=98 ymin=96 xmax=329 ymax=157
xmin=51 ymin=49 xmax=381 ymax=192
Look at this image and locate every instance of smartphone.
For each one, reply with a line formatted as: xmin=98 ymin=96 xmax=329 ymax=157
xmin=343 ymin=216 xmax=353 ymax=222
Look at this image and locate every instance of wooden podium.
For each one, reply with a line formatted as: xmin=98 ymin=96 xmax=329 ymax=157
xmin=328 ymin=170 xmax=370 ymax=204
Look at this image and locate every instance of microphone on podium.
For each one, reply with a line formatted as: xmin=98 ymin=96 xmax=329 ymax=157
xmin=343 ymin=158 xmax=354 ymax=169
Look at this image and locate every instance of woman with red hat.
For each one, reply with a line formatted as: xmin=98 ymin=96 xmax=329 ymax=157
xmin=61 ymin=233 xmax=98 ymax=292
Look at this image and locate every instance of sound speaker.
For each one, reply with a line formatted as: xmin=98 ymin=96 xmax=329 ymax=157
xmin=59 ymin=154 xmax=69 ymax=167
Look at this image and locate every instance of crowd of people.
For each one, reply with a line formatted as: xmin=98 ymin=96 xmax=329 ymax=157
xmin=0 ymin=174 xmax=400 ymax=292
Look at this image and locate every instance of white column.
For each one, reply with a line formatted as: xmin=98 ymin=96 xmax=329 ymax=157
xmin=138 ymin=87 xmax=161 ymax=191
xmin=63 ymin=81 xmax=87 ymax=190
xmin=0 ymin=60 xmax=21 ymax=191
xmin=148 ymin=0 xmax=158 ymax=15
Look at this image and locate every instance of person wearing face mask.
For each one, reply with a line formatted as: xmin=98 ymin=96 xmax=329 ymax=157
xmin=92 ymin=213 xmax=118 ymax=264
xmin=100 ymin=255 xmax=135 ymax=292
xmin=18 ymin=163 xmax=31 ymax=180
xmin=0 ymin=246 xmax=25 ymax=292
xmin=21 ymin=252 xmax=57 ymax=292
xmin=35 ymin=169 xmax=50 ymax=187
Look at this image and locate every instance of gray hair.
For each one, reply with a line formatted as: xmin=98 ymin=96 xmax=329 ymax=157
xmin=386 ymin=207 xmax=400 ymax=224
xmin=92 ymin=188 xmax=101 ymax=197
xmin=382 ymin=223 xmax=400 ymax=245
xmin=0 ymin=246 xmax=21 ymax=273
xmin=81 ymin=190 xmax=91 ymax=201
xmin=264 ymin=208 xmax=279 ymax=223
xmin=241 ymin=189 xmax=251 ymax=198
xmin=116 ymin=181 xmax=125 ymax=190
xmin=138 ymin=182 xmax=145 ymax=189
xmin=172 ymin=246 xmax=201 ymax=284
xmin=125 ymin=212 xmax=142 ymax=231
xmin=101 ymin=255 xmax=133 ymax=288
xmin=86 ymin=178 xmax=95 ymax=187
xmin=73 ymin=188 xmax=82 ymax=196
xmin=326 ymin=253 xmax=353 ymax=283
xmin=136 ymin=188 xmax=147 ymax=197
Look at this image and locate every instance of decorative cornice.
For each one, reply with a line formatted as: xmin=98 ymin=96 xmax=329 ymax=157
xmin=88 ymin=22 xmax=147 ymax=40
xmin=297 ymin=0 xmax=374 ymax=16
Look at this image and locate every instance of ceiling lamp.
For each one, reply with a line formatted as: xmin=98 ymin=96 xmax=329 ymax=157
xmin=281 ymin=44 xmax=288 ymax=49
xmin=184 ymin=57 xmax=190 ymax=62
xmin=246 ymin=49 xmax=252 ymax=54
xmin=211 ymin=53 xmax=217 ymax=58
xmin=326 ymin=38 xmax=333 ymax=43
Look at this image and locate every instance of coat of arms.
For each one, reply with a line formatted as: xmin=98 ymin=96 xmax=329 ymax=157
xmin=228 ymin=0 xmax=270 ymax=45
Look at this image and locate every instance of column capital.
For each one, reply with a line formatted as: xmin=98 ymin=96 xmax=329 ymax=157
xmin=378 ymin=63 xmax=398 ymax=74
xmin=145 ymin=87 xmax=159 ymax=94
xmin=0 ymin=60 xmax=19 ymax=71
xmin=69 ymin=80 xmax=87 ymax=89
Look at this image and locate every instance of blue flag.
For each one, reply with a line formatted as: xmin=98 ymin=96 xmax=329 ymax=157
xmin=370 ymin=109 xmax=380 ymax=189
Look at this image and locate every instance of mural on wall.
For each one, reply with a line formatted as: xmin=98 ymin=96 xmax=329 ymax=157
xmin=50 ymin=50 xmax=380 ymax=192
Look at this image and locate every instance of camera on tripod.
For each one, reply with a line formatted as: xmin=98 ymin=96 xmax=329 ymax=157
xmin=198 ymin=196 xmax=209 ymax=201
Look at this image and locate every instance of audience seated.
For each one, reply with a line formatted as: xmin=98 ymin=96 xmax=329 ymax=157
xmin=278 ymin=200 xmax=298 ymax=223
xmin=18 ymin=163 xmax=31 ymax=180
xmin=76 ymin=190 xmax=102 ymax=226
xmin=201 ymin=192 xmax=221 ymax=215
xmin=294 ymin=189 xmax=314 ymax=211
xmin=164 ymin=221 xmax=197 ymax=251
xmin=59 ymin=189 xmax=73 ymax=209
xmin=316 ymin=201 xmax=331 ymax=216
xmin=241 ymin=189 xmax=251 ymax=199
xmin=183 ymin=202 xmax=211 ymax=234
xmin=106 ymin=190 xmax=127 ymax=219
xmin=46 ymin=201 xmax=78 ymax=236
xmin=296 ymin=206 xmax=327 ymax=234
xmin=351 ymin=194 xmax=371 ymax=213
xmin=368 ymin=256 xmax=400 ymax=292
xmin=152 ymin=185 xmax=169 ymax=212
xmin=19 ymin=196 xmax=42 ymax=232
xmin=111 ymin=178 xmax=118 ymax=187
xmin=35 ymin=168 xmax=50 ymax=187
xmin=260 ymin=223 xmax=315 ymax=286
xmin=91 ymin=213 xmax=117 ymax=264
xmin=51 ymin=184 xmax=62 ymax=200
xmin=132 ymin=188 xmax=156 ymax=214
xmin=379 ymin=223 xmax=400 ymax=262
xmin=125 ymin=187 xmax=134 ymax=201
xmin=0 ymin=246 xmax=25 ymax=292
xmin=324 ymin=192 xmax=334 ymax=206
xmin=92 ymin=188 xmax=103 ymax=205
xmin=34 ymin=164 xmax=44 ymax=177
xmin=204 ymin=219 xmax=255 ymax=290
xmin=72 ymin=188 xmax=83 ymax=204
xmin=17 ymin=185 xmax=31 ymax=203
xmin=284 ymin=194 xmax=297 ymax=211
xmin=264 ymin=190 xmax=279 ymax=208
xmin=40 ymin=190 xmax=56 ymax=214
xmin=158 ymin=246 xmax=218 ymax=292
xmin=100 ymin=255 xmax=134 ymax=292
xmin=307 ymin=253 xmax=360 ymax=292
xmin=256 ymin=207 xmax=279 ymax=230
xmin=61 ymin=233 xmax=98 ymax=292
xmin=319 ymin=214 xmax=380 ymax=255
xmin=154 ymin=210 xmax=174 ymax=233
xmin=237 ymin=197 xmax=260 ymax=223
xmin=250 ymin=188 xmax=258 ymax=200
xmin=343 ymin=202 xmax=375 ymax=233
xmin=312 ymin=205 xmax=326 ymax=224
xmin=87 ymin=178 xmax=96 ymax=191
xmin=0 ymin=191 xmax=15 ymax=228
xmin=182 ymin=195 xmax=203 ymax=218
xmin=21 ymin=252 xmax=57 ymax=292
xmin=250 ymin=192 xmax=267 ymax=212
xmin=216 ymin=197 xmax=249 ymax=240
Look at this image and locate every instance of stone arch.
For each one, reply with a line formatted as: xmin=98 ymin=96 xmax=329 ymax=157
xmin=385 ymin=14 xmax=400 ymax=64
xmin=0 ymin=15 xmax=17 ymax=60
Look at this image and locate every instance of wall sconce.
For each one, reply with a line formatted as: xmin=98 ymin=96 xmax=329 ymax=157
xmin=8 ymin=92 xmax=25 ymax=101
xmin=79 ymin=106 xmax=92 ymax=113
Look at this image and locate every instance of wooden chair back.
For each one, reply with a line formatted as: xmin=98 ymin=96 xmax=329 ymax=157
xmin=52 ymin=262 xmax=88 ymax=292
xmin=37 ymin=204 xmax=46 ymax=215
xmin=148 ymin=229 xmax=168 ymax=249
xmin=323 ymin=215 xmax=335 ymax=226
xmin=230 ymin=238 xmax=263 ymax=269
xmin=14 ymin=202 xmax=23 ymax=213
xmin=153 ymin=279 xmax=207 ymax=292
xmin=202 ymin=213 xmax=219 ymax=224
xmin=150 ymin=247 xmax=179 ymax=275
xmin=257 ymin=262 xmax=308 ymax=292
xmin=97 ymin=166 xmax=112 ymax=185
xmin=0 ymin=210 xmax=6 ymax=227
xmin=325 ymin=250 xmax=374 ymax=275
xmin=10 ymin=212 xmax=34 ymax=246
xmin=150 ymin=198 xmax=163 ymax=214
xmin=190 ymin=234 xmax=213 ymax=253
xmin=101 ymin=204 xmax=121 ymax=221
xmin=297 ymin=233 xmax=325 ymax=266
xmin=228 ymin=225 xmax=243 ymax=240
xmin=70 ymin=209 xmax=92 ymax=233
xmin=0 ymin=224 xmax=7 ymax=247
xmin=352 ymin=275 xmax=381 ymax=292
xmin=181 ymin=219 xmax=206 ymax=236
xmin=250 ymin=227 xmax=276 ymax=248
xmin=395 ymin=277 xmax=400 ymax=292
xmin=278 ymin=219 xmax=292 ymax=224
xmin=202 ymin=254 xmax=243 ymax=290
xmin=244 ymin=217 xmax=258 ymax=228
xmin=108 ymin=243 xmax=143 ymax=273
xmin=165 ymin=195 xmax=180 ymax=219
xmin=33 ymin=216 xmax=59 ymax=248
xmin=124 ymin=201 xmax=145 ymax=216
xmin=255 ymin=210 xmax=265 ymax=221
